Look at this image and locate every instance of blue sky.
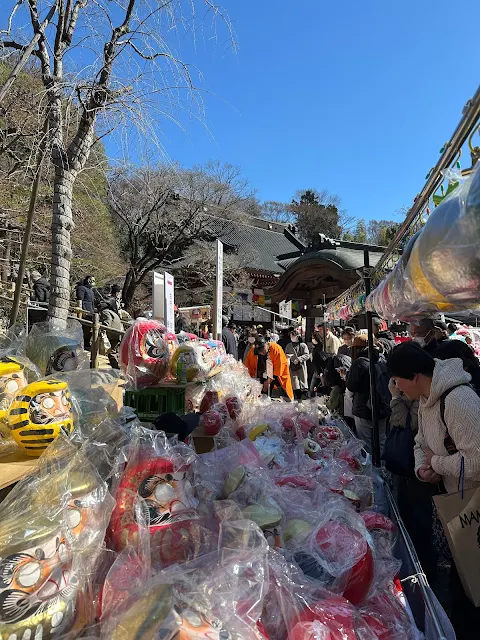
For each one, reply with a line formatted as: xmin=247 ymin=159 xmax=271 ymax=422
xmin=105 ymin=0 xmax=480 ymax=223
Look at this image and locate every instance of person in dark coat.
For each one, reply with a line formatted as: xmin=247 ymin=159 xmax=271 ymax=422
xmin=76 ymin=275 xmax=96 ymax=314
xmin=30 ymin=271 xmax=50 ymax=304
xmin=433 ymin=320 xmax=449 ymax=344
xmin=372 ymin=317 xmax=396 ymax=356
xmin=221 ymin=316 xmax=238 ymax=359
xmin=346 ymin=334 xmax=388 ymax=453
xmin=338 ymin=326 xmax=355 ymax=356
xmin=310 ymin=330 xmax=333 ymax=396
xmin=277 ymin=328 xmax=291 ymax=352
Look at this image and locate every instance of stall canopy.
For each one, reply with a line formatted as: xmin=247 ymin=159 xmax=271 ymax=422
xmin=269 ymin=236 xmax=385 ymax=306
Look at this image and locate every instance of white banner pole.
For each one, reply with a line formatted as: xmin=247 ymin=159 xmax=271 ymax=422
xmin=164 ymin=271 xmax=175 ymax=333
xmin=214 ymin=240 xmax=224 ymax=340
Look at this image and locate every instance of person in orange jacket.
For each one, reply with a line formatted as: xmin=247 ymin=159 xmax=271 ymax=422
xmin=245 ymin=336 xmax=293 ymax=400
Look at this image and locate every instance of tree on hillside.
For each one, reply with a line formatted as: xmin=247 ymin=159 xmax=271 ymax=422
xmin=342 ymin=219 xmax=367 ymax=243
xmin=0 ymin=64 xmax=124 ymax=286
xmin=259 ymin=189 xmax=350 ymax=241
xmin=183 ymin=160 xmax=258 ymax=218
xmin=367 ymin=219 xmax=400 ymax=246
xmin=1 ymin=0 xmax=233 ymax=323
xmin=260 ymin=200 xmax=294 ymax=224
xmin=173 ymin=241 xmax=253 ymax=309
xmin=342 ymin=218 xmax=399 ymax=246
xmin=291 ymin=189 xmax=343 ymax=244
xmin=109 ymin=162 xmax=252 ymax=310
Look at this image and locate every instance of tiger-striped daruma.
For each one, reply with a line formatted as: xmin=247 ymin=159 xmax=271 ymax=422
xmin=0 ymin=512 xmax=79 ymax=640
xmin=7 ymin=379 xmax=74 ymax=457
xmin=0 ymin=357 xmax=28 ymax=437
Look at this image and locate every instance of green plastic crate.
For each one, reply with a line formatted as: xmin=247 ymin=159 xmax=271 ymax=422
xmin=124 ymin=386 xmax=186 ymax=422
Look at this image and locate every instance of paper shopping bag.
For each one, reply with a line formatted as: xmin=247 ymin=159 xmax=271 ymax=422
xmin=434 ymin=486 xmax=480 ymax=607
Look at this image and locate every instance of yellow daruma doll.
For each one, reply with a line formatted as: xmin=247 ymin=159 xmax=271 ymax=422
xmin=0 ymin=357 xmax=27 ymax=437
xmin=8 ymin=379 xmax=74 ymax=457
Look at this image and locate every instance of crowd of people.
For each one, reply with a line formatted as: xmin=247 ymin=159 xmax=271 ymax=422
xmin=222 ymin=317 xmax=480 ymax=638
xmin=25 ymin=270 xmax=480 ymax=633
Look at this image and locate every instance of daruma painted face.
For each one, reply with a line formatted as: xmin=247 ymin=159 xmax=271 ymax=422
xmin=110 ymin=457 xmax=199 ymax=567
xmin=108 ymin=583 xmax=237 ymax=640
xmin=120 ymin=319 xmax=171 ymax=387
xmin=0 ymin=358 xmax=27 ymax=436
xmin=8 ymin=379 xmax=74 ymax=457
xmin=0 ymin=515 xmax=79 ymax=640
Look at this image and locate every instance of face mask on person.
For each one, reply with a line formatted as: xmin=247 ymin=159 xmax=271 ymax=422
xmin=312 ymin=339 xmax=318 ymax=345
xmin=248 ymin=336 xmax=255 ymax=344
xmin=290 ymin=335 xmax=299 ymax=343
xmin=412 ymin=336 xmax=425 ymax=347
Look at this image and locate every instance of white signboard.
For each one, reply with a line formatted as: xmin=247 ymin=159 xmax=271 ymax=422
xmin=214 ymin=240 xmax=224 ymax=340
xmin=164 ymin=271 xmax=175 ymax=333
xmin=152 ymin=271 xmax=165 ymax=320
xmin=279 ymin=300 xmax=292 ymax=319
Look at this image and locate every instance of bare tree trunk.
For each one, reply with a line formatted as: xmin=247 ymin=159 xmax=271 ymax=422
xmin=48 ymin=168 xmax=74 ymax=322
xmin=122 ymin=268 xmax=137 ymax=312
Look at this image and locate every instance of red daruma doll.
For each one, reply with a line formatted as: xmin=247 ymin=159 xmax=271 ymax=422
xmin=109 ymin=456 xmax=199 ymax=567
xmin=120 ymin=319 xmax=170 ymax=388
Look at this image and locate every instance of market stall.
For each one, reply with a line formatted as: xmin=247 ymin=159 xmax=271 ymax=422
xmin=0 ymin=313 xmax=456 ymax=639
xmin=320 ymin=85 xmax=480 ymax=640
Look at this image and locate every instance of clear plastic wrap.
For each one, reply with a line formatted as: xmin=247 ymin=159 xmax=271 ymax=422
xmin=6 ymin=376 xmax=76 ymax=457
xmin=199 ymin=407 xmax=225 ymax=436
xmin=176 ymin=331 xmax=199 ymax=344
xmin=263 ymin=549 xmax=363 ymax=640
xmin=120 ymin=319 xmax=173 ymax=389
xmin=194 ymin=438 xmax=265 ymax=503
xmin=170 ymin=340 xmax=227 ymax=383
xmin=101 ymin=514 xmax=268 ymax=640
xmin=109 ymin=426 xmax=202 ymax=568
xmin=0 ymin=354 xmax=41 ymax=456
xmin=21 ymin=319 xmax=88 ymax=376
xmin=284 ymin=501 xmax=375 ymax=606
xmin=4 ymin=368 xmax=124 ymax=457
xmin=0 ymin=435 xmax=114 ymax=639
xmin=359 ymin=588 xmax=424 ymax=640
xmin=369 ymin=164 xmax=480 ymax=319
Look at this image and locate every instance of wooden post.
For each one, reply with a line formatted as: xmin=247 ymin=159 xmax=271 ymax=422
xmin=90 ymin=313 xmax=100 ymax=369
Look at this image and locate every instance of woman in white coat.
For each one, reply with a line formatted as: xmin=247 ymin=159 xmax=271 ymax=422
xmin=285 ymin=329 xmax=310 ymax=400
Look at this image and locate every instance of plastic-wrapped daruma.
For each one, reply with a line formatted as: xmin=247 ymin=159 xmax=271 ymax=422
xmin=170 ymin=341 xmax=227 ymax=383
xmin=0 ymin=357 xmax=28 ymax=436
xmin=289 ymin=598 xmax=359 ymax=640
xmin=0 ymin=512 xmax=79 ymax=640
xmin=314 ymin=521 xmax=374 ymax=606
xmin=25 ymin=320 xmax=84 ymax=376
xmin=7 ymin=378 xmax=74 ymax=457
xmin=109 ymin=456 xmax=199 ymax=566
xmin=120 ymin=319 xmax=171 ymax=388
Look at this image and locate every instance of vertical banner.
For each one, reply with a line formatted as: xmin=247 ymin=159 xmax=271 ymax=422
xmin=164 ymin=271 xmax=175 ymax=333
xmin=152 ymin=271 xmax=165 ymax=320
xmin=214 ymin=240 xmax=224 ymax=340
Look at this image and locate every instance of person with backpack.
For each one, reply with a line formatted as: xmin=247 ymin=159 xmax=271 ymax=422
xmin=434 ymin=338 xmax=480 ymax=394
xmin=388 ymin=341 xmax=480 ymax=638
xmin=346 ymin=334 xmax=391 ymax=454
xmin=388 ymin=341 xmax=480 ymax=493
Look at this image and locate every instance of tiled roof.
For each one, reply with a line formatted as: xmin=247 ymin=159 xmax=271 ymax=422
xmin=276 ymin=247 xmax=383 ymax=272
xmin=203 ymin=215 xmax=299 ymax=274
